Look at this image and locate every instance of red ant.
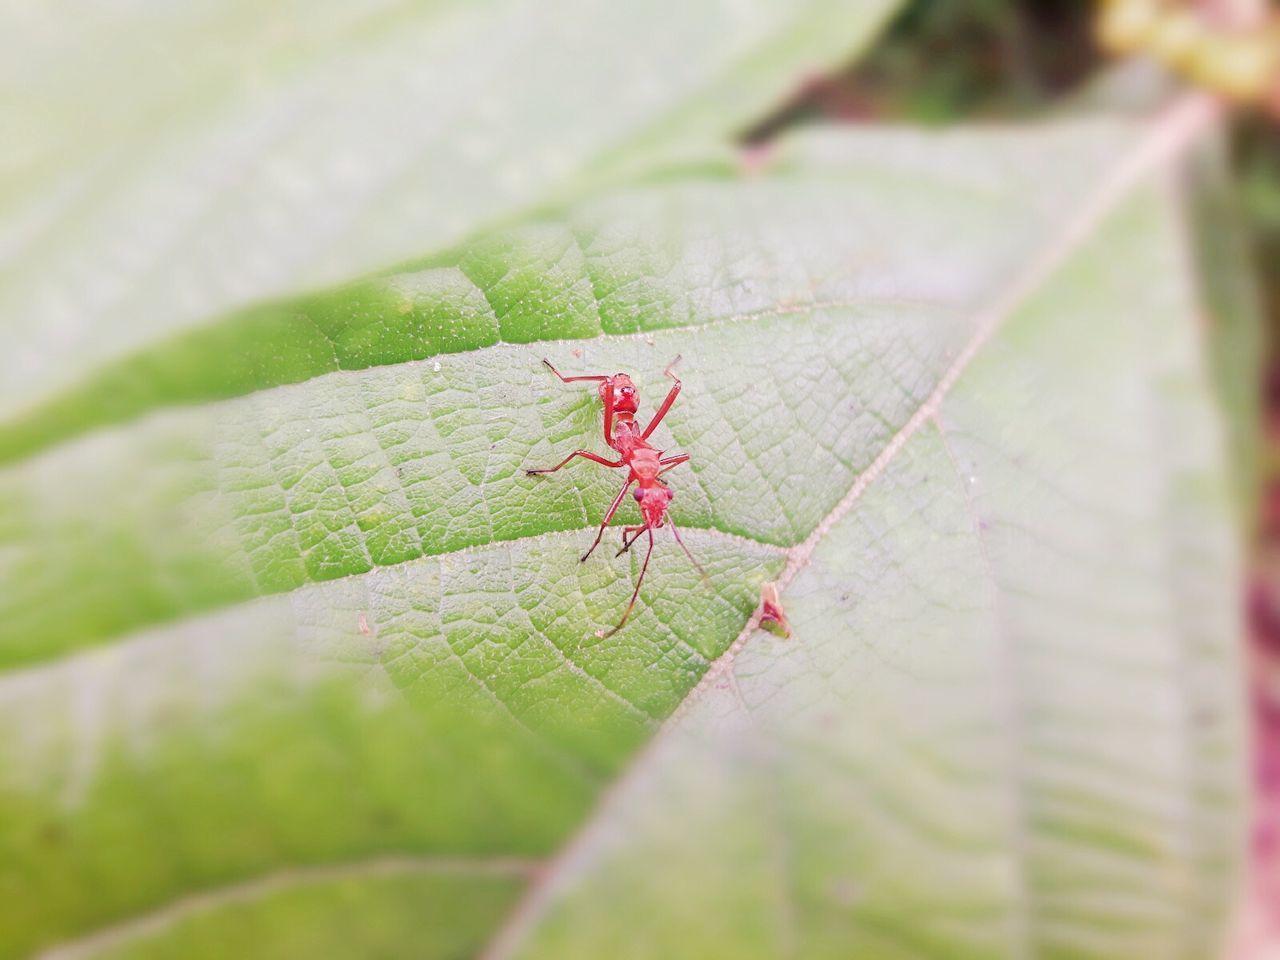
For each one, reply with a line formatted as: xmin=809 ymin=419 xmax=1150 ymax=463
xmin=527 ymin=355 xmax=707 ymax=637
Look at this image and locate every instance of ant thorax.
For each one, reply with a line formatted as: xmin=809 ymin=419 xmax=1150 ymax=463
xmin=609 ymin=416 xmax=645 ymax=455
xmin=628 ymin=447 xmax=662 ymax=479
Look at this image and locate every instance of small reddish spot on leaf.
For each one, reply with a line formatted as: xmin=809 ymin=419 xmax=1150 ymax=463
xmin=758 ymin=582 xmax=791 ymax=639
xmin=357 ymin=613 xmax=371 ymax=636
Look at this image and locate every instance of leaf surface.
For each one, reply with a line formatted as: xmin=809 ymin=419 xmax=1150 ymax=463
xmin=0 ymin=104 xmax=1245 ymax=959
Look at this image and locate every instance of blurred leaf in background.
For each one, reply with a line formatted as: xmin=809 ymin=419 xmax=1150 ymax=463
xmin=0 ymin=1 xmax=1259 ymax=959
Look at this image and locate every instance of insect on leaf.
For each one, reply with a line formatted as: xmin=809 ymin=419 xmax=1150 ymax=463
xmin=0 ymin=13 xmax=1247 ymax=955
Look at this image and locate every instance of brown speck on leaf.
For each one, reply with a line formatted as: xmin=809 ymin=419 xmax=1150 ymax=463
xmin=759 ymin=582 xmax=791 ymax=639
xmin=357 ymin=613 xmax=371 ymax=636
xmin=571 ymin=347 xmax=583 ymax=359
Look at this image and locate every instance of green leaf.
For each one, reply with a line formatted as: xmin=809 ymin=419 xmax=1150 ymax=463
xmin=0 ymin=102 xmax=1245 ymax=960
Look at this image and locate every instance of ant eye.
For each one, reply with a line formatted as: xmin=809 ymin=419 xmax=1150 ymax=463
xmin=633 ymin=487 xmax=645 ymax=502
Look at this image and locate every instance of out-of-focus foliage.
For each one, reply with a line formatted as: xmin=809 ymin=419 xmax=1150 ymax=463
xmin=748 ymin=0 xmax=1099 ymax=129
xmin=0 ymin=2 xmax=1256 ymax=959
xmin=1238 ymin=120 xmax=1280 ymax=321
xmin=1097 ymin=0 xmax=1280 ymax=107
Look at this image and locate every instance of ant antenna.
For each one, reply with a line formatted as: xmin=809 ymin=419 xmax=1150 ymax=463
xmin=598 ymin=528 xmax=655 ymax=638
xmin=616 ymin=522 xmax=649 ymax=557
xmin=617 ymin=520 xmax=710 ymax=590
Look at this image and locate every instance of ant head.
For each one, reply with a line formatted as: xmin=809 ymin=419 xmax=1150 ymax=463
xmin=601 ymin=374 xmax=639 ymax=414
xmin=635 ymin=483 xmax=673 ymax=527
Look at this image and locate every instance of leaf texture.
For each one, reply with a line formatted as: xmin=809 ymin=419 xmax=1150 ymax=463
xmin=0 ymin=99 xmax=1245 ymax=960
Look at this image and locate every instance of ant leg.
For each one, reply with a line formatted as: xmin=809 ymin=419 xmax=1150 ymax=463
xmin=542 ymin=360 xmax=617 ymax=449
xmin=615 ymin=524 xmax=646 ymax=557
xmin=581 ymin=479 xmax=634 ymax=562
xmin=601 ymin=380 xmax=616 ymax=449
xmin=526 ymin=450 xmax=623 ymax=475
xmin=542 ymin=359 xmax=608 ymax=383
xmin=657 ymin=454 xmax=689 ymax=475
xmin=668 ymin=519 xmax=711 ymax=587
xmin=597 ymin=528 xmax=655 ymax=638
xmin=640 ymin=355 xmax=683 ymax=440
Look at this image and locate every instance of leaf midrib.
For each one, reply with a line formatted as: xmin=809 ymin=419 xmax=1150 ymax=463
xmin=0 ymin=524 xmax=788 ymax=679
xmin=0 ymin=289 xmax=932 ymax=467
